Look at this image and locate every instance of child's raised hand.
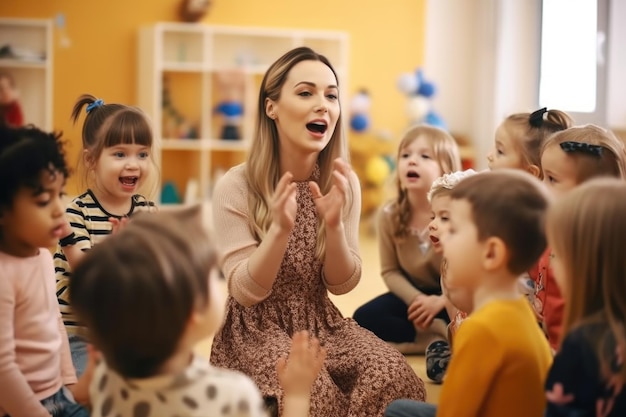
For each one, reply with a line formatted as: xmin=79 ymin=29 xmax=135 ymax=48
xmin=309 ymin=158 xmax=351 ymax=229
xmin=276 ymin=330 xmax=326 ymax=397
xmin=109 ymin=216 xmax=129 ymax=234
xmin=271 ymin=172 xmax=298 ymax=233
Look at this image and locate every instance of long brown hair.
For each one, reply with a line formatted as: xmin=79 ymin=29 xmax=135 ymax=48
xmin=392 ymin=124 xmax=461 ymax=237
xmin=547 ymin=178 xmax=626 ymax=380
xmin=245 ymin=47 xmax=350 ymax=260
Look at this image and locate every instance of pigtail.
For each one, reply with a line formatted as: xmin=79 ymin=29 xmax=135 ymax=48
xmin=544 ymin=109 xmax=573 ymax=132
xmin=71 ymin=94 xmax=99 ymax=125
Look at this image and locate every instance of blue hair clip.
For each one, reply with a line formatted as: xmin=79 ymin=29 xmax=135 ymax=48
xmin=86 ymin=99 xmax=104 ymax=114
xmin=560 ymin=141 xmax=603 ymax=157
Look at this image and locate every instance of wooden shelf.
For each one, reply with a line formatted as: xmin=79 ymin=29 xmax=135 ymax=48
xmin=138 ymin=23 xmax=349 ymax=204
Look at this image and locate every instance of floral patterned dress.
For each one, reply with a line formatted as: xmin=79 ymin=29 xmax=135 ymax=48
xmin=210 ymin=165 xmax=425 ymax=417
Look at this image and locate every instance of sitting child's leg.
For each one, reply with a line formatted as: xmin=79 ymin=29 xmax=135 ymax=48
xmin=385 ymin=399 xmax=437 ymax=417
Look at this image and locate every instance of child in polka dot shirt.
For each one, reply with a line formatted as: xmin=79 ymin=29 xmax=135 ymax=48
xmin=70 ymin=206 xmax=325 ymax=417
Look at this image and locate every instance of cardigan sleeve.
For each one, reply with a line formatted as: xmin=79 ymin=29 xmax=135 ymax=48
xmin=212 ymin=165 xmax=272 ymax=307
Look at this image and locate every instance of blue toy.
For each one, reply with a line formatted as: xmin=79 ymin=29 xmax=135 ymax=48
xmin=397 ymin=68 xmax=446 ymax=130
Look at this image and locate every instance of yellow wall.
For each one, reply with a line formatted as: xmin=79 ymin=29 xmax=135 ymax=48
xmin=0 ymin=0 xmax=426 ymax=193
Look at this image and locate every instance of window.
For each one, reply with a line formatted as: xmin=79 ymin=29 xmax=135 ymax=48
xmin=538 ymin=0 xmax=608 ymax=124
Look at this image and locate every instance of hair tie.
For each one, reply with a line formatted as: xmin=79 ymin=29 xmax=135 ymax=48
xmin=560 ymin=141 xmax=603 ymax=157
xmin=529 ymin=107 xmax=548 ymax=128
xmin=86 ymin=99 xmax=104 ymax=114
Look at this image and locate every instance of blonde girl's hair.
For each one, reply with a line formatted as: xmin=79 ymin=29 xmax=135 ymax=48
xmin=547 ymin=178 xmax=626 ymax=380
xmin=70 ymin=94 xmax=157 ymax=198
xmin=500 ymin=108 xmax=572 ymax=177
xmin=542 ymin=124 xmax=626 ymax=182
xmin=393 ymin=124 xmax=462 ymax=237
xmin=245 ymin=47 xmax=351 ymax=261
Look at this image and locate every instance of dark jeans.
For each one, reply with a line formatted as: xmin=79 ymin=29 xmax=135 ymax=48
xmin=385 ymin=399 xmax=437 ymax=417
xmin=353 ymin=288 xmax=449 ymax=343
xmin=6 ymin=387 xmax=88 ymax=417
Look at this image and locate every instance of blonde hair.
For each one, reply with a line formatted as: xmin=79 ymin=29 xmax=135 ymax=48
xmin=245 ymin=47 xmax=350 ymax=261
xmin=500 ymin=108 xmax=572 ymax=177
xmin=547 ymin=178 xmax=626 ymax=380
xmin=542 ymin=124 xmax=626 ymax=182
xmin=392 ymin=124 xmax=461 ymax=237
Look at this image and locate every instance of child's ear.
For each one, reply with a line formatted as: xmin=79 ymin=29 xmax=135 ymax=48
xmin=83 ymin=149 xmax=95 ymax=169
xmin=482 ymin=236 xmax=508 ymax=271
xmin=526 ymin=164 xmax=541 ymax=178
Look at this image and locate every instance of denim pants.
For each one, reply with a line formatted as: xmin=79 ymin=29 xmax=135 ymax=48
xmin=5 ymin=387 xmax=88 ymax=417
xmin=385 ymin=399 xmax=437 ymax=417
xmin=68 ymin=335 xmax=88 ymax=378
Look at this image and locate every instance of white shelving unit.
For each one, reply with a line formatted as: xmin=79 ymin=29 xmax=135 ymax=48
xmin=137 ymin=22 xmax=349 ymax=204
xmin=0 ymin=18 xmax=53 ymax=130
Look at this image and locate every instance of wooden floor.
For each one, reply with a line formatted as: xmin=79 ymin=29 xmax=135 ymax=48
xmin=195 ymin=226 xmax=442 ymax=404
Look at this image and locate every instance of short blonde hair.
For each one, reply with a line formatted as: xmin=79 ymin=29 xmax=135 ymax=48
xmin=547 ymin=178 xmax=626 ymax=380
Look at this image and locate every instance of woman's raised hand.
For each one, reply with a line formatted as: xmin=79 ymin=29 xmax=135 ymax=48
xmin=272 ymin=171 xmax=298 ymax=233
xmin=309 ymin=158 xmax=351 ymax=229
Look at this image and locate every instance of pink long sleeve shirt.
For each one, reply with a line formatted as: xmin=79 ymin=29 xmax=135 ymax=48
xmin=0 ymin=250 xmax=77 ymax=417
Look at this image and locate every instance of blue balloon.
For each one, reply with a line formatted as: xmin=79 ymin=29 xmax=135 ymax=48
xmin=417 ymin=82 xmax=436 ymax=98
xmin=350 ymin=114 xmax=369 ymax=132
xmin=425 ymin=111 xmax=447 ymax=129
xmin=215 ymin=102 xmax=243 ymax=117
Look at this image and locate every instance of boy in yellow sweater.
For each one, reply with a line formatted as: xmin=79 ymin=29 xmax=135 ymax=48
xmin=386 ymin=169 xmax=553 ymax=417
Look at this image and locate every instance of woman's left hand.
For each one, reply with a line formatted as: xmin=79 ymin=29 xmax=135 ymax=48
xmin=309 ymin=158 xmax=351 ymax=229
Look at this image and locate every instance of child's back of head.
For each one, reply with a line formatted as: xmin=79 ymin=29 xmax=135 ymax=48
xmin=70 ymin=205 xmax=215 ymax=378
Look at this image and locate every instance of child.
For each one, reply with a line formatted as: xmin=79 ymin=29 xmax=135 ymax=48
xmin=423 ymin=169 xmax=477 ymax=383
xmin=354 ymin=124 xmax=462 ymax=354
xmin=70 ymin=206 xmax=326 ymax=417
xmin=487 ymin=107 xmax=572 ymax=348
xmin=538 ymin=124 xmax=626 ymax=349
xmin=54 ymin=94 xmax=157 ymax=377
xmin=210 ymin=46 xmax=424 ymax=416
xmin=487 ymin=107 xmax=572 ymax=176
xmin=544 ymin=178 xmax=626 ymax=416
xmin=0 ymin=125 xmax=89 ymax=417
xmin=386 ymin=170 xmax=553 ymax=417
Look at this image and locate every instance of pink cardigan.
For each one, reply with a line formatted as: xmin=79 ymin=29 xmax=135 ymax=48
xmin=0 ymin=250 xmax=77 ymax=417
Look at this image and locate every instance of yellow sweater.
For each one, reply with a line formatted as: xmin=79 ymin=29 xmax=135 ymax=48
xmin=438 ymin=297 xmax=552 ymax=417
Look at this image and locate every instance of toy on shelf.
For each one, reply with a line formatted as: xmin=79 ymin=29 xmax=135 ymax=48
xmin=178 ymin=0 xmax=212 ymax=22
xmin=397 ymin=68 xmax=446 ymax=129
xmin=162 ymin=76 xmax=198 ymax=139
xmin=349 ymin=89 xmax=371 ymax=133
xmin=214 ymin=69 xmax=244 ymax=140
xmin=0 ymin=72 xmax=24 ymax=127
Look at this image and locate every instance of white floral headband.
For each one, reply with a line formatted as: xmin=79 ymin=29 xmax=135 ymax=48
xmin=428 ymin=169 xmax=478 ymax=202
